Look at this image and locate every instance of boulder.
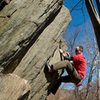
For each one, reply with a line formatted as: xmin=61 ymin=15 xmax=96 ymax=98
xmin=0 ymin=74 xmax=30 ymax=100
xmin=0 ymin=0 xmax=71 ymax=99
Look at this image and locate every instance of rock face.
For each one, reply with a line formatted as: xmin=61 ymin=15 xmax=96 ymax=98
xmin=0 ymin=0 xmax=71 ymax=100
xmin=47 ymin=89 xmax=76 ymax=100
xmin=0 ymin=74 xmax=30 ymax=100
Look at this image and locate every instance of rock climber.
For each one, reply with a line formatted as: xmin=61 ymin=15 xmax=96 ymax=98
xmin=46 ymin=46 xmax=86 ymax=86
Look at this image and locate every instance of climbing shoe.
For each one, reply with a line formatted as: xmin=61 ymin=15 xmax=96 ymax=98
xmin=45 ymin=62 xmax=54 ymax=72
xmin=75 ymin=82 xmax=82 ymax=87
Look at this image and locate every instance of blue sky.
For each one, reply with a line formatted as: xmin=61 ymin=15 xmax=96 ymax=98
xmin=60 ymin=0 xmax=99 ymax=90
xmin=64 ymin=0 xmax=93 ymax=43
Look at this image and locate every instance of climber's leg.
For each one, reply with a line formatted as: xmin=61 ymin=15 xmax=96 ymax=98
xmin=52 ymin=60 xmax=72 ymax=70
xmin=65 ymin=65 xmax=82 ymax=84
xmin=46 ymin=60 xmax=82 ymax=84
xmin=58 ymin=75 xmax=72 ymax=82
xmin=52 ymin=60 xmax=82 ymax=84
xmin=46 ymin=60 xmax=69 ymax=72
xmin=58 ymin=74 xmax=81 ymax=84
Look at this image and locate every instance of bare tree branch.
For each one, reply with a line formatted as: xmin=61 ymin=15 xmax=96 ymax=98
xmin=96 ymin=0 xmax=100 ymax=16
xmin=85 ymin=0 xmax=100 ymax=51
xmin=85 ymin=52 xmax=99 ymax=99
xmin=70 ymin=0 xmax=83 ymax=12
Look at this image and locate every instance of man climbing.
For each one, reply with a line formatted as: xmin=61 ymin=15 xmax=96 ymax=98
xmin=47 ymin=46 xmax=86 ymax=86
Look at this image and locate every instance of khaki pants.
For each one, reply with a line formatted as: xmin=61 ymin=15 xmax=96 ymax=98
xmin=52 ymin=60 xmax=82 ymax=84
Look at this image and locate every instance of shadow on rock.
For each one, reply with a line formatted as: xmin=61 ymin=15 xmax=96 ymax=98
xmin=44 ymin=64 xmax=61 ymax=95
xmin=17 ymin=90 xmax=30 ymax=100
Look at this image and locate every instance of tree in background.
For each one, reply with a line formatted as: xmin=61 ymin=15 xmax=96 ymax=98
xmin=64 ymin=24 xmax=99 ymax=100
xmin=85 ymin=0 xmax=100 ymax=51
xmin=85 ymin=0 xmax=100 ymax=99
xmin=80 ymin=31 xmax=99 ymax=100
xmin=63 ymin=0 xmax=99 ymax=100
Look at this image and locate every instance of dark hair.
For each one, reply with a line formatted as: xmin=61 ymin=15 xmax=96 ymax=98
xmin=75 ymin=46 xmax=83 ymax=52
xmin=79 ymin=46 xmax=83 ymax=52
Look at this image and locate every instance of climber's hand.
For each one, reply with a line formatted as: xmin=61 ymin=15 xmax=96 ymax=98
xmin=66 ymin=52 xmax=70 ymax=57
xmin=59 ymin=49 xmax=63 ymax=54
xmin=59 ymin=49 xmax=67 ymax=57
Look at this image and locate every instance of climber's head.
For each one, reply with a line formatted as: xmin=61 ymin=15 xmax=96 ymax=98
xmin=75 ymin=46 xmax=83 ymax=54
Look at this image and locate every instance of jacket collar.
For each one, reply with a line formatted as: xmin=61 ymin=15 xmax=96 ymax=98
xmin=76 ymin=52 xmax=82 ymax=55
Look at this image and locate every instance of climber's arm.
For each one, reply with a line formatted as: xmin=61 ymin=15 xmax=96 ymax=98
xmin=59 ymin=49 xmax=73 ymax=61
xmin=63 ymin=56 xmax=73 ymax=61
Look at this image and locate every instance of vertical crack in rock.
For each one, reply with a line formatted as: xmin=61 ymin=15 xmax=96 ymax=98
xmin=1 ymin=1 xmax=62 ymax=74
xmin=39 ymin=0 xmax=63 ymax=18
xmin=0 ymin=0 xmax=12 ymax=11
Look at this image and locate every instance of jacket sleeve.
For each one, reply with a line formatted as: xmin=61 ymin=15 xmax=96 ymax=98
xmin=73 ymin=55 xmax=79 ymax=62
xmin=63 ymin=56 xmax=73 ymax=61
xmin=73 ymin=55 xmax=83 ymax=62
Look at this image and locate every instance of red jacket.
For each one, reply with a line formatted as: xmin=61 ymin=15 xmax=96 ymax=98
xmin=73 ymin=53 xmax=86 ymax=79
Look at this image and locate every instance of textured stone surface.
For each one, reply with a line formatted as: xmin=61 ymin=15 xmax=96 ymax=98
xmin=14 ymin=6 xmax=70 ymax=100
xmin=0 ymin=0 xmax=63 ymax=71
xmin=0 ymin=74 xmax=30 ymax=100
xmin=0 ymin=0 xmax=71 ymax=99
xmin=47 ymin=89 xmax=75 ymax=100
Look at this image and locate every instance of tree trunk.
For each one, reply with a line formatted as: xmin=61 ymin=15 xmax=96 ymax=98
xmin=85 ymin=0 xmax=100 ymax=100
xmin=85 ymin=0 xmax=100 ymax=51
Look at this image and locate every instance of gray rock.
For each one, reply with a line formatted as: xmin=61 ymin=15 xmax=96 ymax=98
xmin=0 ymin=0 xmax=71 ymax=99
xmin=14 ymin=6 xmax=71 ymax=100
xmin=0 ymin=74 xmax=30 ymax=100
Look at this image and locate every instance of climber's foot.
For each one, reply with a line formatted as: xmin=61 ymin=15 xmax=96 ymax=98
xmin=45 ymin=62 xmax=54 ymax=72
xmin=51 ymin=78 xmax=61 ymax=94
